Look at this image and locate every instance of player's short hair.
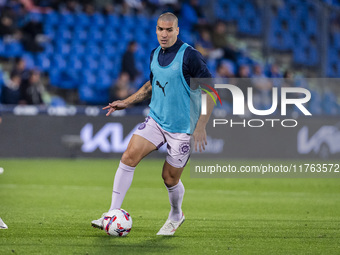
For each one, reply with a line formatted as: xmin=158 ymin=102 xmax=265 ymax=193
xmin=158 ymin=12 xmax=178 ymax=27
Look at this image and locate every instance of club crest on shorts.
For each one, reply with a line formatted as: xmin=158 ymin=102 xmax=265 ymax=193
xmin=138 ymin=122 xmax=146 ymax=130
xmin=179 ymin=142 xmax=190 ymax=155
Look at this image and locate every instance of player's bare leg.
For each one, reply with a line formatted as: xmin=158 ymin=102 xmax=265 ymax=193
xmin=120 ymin=134 xmax=157 ymax=167
xmin=92 ymin=135 xmax=156 ymax=229
xmin=157 ymin=161 xmax=185 ymax=236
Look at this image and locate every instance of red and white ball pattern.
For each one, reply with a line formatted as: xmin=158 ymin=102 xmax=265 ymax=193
xmin=103 ymin=209 xmax=132 ymax=237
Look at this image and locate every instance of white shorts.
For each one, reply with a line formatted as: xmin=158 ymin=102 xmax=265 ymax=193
xmin=134 ymin=116 xmax=191 ymax=168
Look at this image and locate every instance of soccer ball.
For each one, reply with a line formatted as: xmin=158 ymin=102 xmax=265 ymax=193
xmin=103 ymin=209 xmax=132 ymax=236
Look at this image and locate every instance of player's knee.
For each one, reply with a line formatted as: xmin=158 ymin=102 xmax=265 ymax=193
xmin=121 ymin=150 xmax=138 ymax=167
xmin=162 ymin=174 xmax=179 ymax=187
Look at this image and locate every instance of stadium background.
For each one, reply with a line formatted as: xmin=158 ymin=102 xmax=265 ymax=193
xmin=0 ymin=0 xmax=340 ymax=159
xmin=0 ymin=2 xmax=339 ymax=254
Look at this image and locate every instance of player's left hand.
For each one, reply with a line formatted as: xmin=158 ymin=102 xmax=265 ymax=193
xmin=192 ymin=125 xmax=207 ymax=152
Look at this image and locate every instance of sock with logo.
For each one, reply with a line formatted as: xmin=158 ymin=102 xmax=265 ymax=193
xmin=109 ymin=161 xmax=135 ymax=211
xmin=166 ymin=180 xmax=185 ymax=222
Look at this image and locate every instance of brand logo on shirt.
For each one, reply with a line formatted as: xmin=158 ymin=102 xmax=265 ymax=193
xmin=156 ymin=81 xmax=168 ymax=96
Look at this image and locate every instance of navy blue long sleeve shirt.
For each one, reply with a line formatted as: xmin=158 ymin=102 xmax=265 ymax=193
xmin=149 ymin=39 xmax=212 ymax=87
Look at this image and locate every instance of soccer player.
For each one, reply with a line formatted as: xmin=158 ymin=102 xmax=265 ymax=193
xmin=92 ymin=12 xmax=215 ymax=236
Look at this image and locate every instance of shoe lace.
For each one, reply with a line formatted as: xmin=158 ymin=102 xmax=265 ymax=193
xmin=163 ymin=222 xmax=175 ymax=231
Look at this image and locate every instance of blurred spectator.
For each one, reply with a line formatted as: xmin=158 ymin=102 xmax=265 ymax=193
xmin=237 ymin=64 xmax=251 ymax=78
xmin=195 ymin=29 xmax=213 ymax=58
xmin=83 ymin=3 xmax=95 ymax=15
xmin=267 ymin=64 xmax=282 ymax=78
xmin=283 ymin=70 xmax=294 ymax=79
xmin=236 ymin=64 xmax=251 ymax=104
xmin=110 ymin=72 xmax=135 ymax=102
xmin=211 ymin=21 xmax=239 ymax=62
xmin=215 ymin=61 xmax=235 ymax=105
xmin=124 ymin=0 xmax=144 ymax=14
xmin=33 ymin=0 xmax=60 ymax=10
xmin=102 ymin=3 xmax=115 ymax=15
xmin=146 ymin=0 xmax=179 ymax=16
xmin=216 ymin=61 xmax=235 ymax=79
xmin=282 ymin=70 xmax=295 ymax=87
xmin=21 ymin=16 xmax=45 ymax=52
xmin=0 ymin=14 xmax=21 ymax=40
xmin=121 ymin=41 xmax=140 ymax=83
xmin=60 ymin=0 xmax=81 ymax=13
xmin=21 ymin=70 xmax=49 ymax=105
xmin=0 ymin=73 xmax=21 ymax=104
xmin=11 ymin=57 xmax=30 ymax=85
xmin=252 ymin=64 xmax=266 ymax=79
xmin=251 ymin=64 xmax=273 ymax=110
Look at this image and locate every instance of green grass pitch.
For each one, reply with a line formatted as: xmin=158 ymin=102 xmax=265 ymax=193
xmin=0 ymin=159 xmax=339 ymax=255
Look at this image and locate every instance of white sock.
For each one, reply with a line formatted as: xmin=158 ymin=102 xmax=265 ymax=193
xmin=109 ymin=161 xmax=135 ymax=211
xmin=166 ymin=180 xmax=185 ymax=222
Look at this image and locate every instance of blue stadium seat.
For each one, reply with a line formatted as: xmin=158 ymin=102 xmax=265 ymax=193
xmin=293 ymin=46 xmax=307 ymax=65
xmin=306 ymin=17 xmax=318 ymax=36
xmin=135 ymin=15 xmax=149 ymax=31
xmin=96 ymin=70 xmax=112 ymax=89
xmin=22 ymin=53 xmax=35 ymax=69
xmin=44 ymin=11 xmax=59 ymax=26
xmin=78 ymin=84 xmax=109 ymax=105
xmin=102 ymin=44 xmax=117 ymax=57
xmin=288 ymin=17 xmax=301 ymax=34
xmin=35 ymin=53 xmax=51 ymax=72
xmin=268 ymin=30 xmax=293 ymax=51
xmin=88 ymin=29 xmax=104 ymax=43
xmin=43 ymin=24 xmax=56 ymax=40
xmin=293 ymin=45 xmax=319 ymax=66
xmin=102 ymin=28 xmax=119 ymax=43
xmin=67 ymin=55 xmax=83 ymax=71
xmin=55 ymin=41 xmax=71 ymax=55
xmin=75 ymin=13 xmax=90 ymax=27
xmin=51 ymin=54 xmax=67 ymax=70
xmin=27 ymin=11 xmax=43 ymax=23
xmin=72 ymin=28 xmax=88 ymax=42
xmin=333 ymin=32 xmax=340 ymax=48
xmin=81 ymin=70 xmax=97 ymax=86
xmin=323 ymin=92 xmax=338 ymax=115
xmin=296 ymin=34 xmax=309 ymax=48
xmin=2 ymin=40 xmax=23 ymax=58
xmin=215 ymin=0 xmax=239 ymax=22
xmin=238 ymin=15 xmax=262 ymax=36
xmin=309 ymin=90 xmax=322 ymax=115
xmin=92 ymin=13 xmax=105 ymax=28
xmin=107 ymin=14 xmax=120 ymax=29
xmin=50 ymin=68 xmax=79 ymax=89
xmin=0 ymin=39 xmax=5 ymax=55
xmin=84 ymin=44 xmax=101 ymax=58
xmin=99 ymin=56 xmax=114 ymax=71
xmin=82 ymin=56 xmax=99 ymax=71
xmin=70 ymin=43 xmax=85 ymax=58
xmin=121 ymin=15 xmax=135 ymax=29
xmin=120 ymin=30 xmax=134 ymax=44
xmin=135 ymin=45 xmax=146 ymax=61
xmin=55 ymin=27 xmax=72 ymax=42
xmin=306 ymin=45 xmax=319 ymax=66
xmin=326 ymin=62 xmax=337 ymax=77
xmin=277 ymin=6 xmax=290 ymax=20
xmin=179 ymin=29 xmax=194 ymax=46
xmin=59 ymin=13 xmax=75 ymax=27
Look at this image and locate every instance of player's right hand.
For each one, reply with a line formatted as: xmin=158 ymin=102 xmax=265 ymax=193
xmin=102 ymin=100 xmax=128 ymax=116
